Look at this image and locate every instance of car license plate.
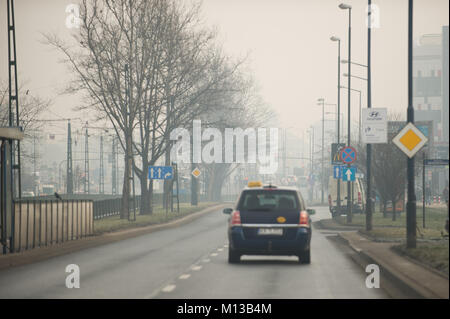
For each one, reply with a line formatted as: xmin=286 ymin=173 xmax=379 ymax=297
xmin=257 ymin=228 xmax=283 ymax=236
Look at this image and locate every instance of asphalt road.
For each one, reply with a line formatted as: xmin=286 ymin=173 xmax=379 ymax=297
xmin=0 ymin=206 xmax=388 ymax=298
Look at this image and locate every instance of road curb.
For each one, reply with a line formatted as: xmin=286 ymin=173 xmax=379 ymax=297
xmin=0 ymin=203 xmax=227 ymax=271
xmin=338 ymin=233 xmax=444 ymax=299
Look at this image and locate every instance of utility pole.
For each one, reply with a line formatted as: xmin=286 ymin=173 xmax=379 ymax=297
xmin=67 ymin=121 xmax=73 ymax=194
xmin=7 ymin=0 xmax=21 ymax=198
xmin=406 ymin=0 xmax=416 ymax=248
xmin=99 ymin=134 xmax=104 ymax=194
xmin=84 ymin=122 xmax=89 ymax=194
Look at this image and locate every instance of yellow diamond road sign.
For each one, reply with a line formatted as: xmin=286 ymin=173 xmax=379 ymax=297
xmin=191 ymin=167 xmax=201 ymax=178
xmin=392 ymin=122 xmax=428 ymax=158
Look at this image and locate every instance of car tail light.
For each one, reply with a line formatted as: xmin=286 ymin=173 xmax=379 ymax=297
xmin=358 ymin=192 xmax=362 ymax=204
xmin=299 ymin=211 xmax=309 ymax=227
xmin=230 ymin=211 xmax=241 ymax=226
xmin=328 ymin=195 xmax=332 ymax=206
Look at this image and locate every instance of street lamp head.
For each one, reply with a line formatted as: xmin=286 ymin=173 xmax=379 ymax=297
xmin=330 ymin=36 xmax=340 ymax=42
xmin=338 ymin=3 xmax=352 ymax=10
xmin=317 ymin=98 xmax=324 ymax=102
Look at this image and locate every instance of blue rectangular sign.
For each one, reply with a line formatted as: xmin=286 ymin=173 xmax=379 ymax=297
xmin=148 ymin=166 xmax=173 ymax=180
xmin=342 ymin=166 xmax=357 ymax=182
xmin=333 ymin=166 xmax=343 ymax=179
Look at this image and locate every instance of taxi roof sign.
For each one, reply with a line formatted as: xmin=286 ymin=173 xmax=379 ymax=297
xmin=392 ymin=122 xmax=428 ymax=158
xmin=248 ymin=181 xmax=263 ymax=188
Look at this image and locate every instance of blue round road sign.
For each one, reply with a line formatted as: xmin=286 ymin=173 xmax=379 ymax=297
xmin=340 ymin=146 xmax=357 ymax=164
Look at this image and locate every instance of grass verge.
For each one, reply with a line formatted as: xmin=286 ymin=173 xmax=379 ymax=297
xmin=93 ymin=202 xmax=219 ymax=234
xmin=334 ymin=206 xmax=448 ymax=240
xmin=392 ymin=241 xmax=449 ymax=277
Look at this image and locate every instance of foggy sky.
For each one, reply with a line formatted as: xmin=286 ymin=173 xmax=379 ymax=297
xmin=0 ymin=0 xmax=448 ymax=140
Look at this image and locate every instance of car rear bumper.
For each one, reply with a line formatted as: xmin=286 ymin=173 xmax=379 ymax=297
xmin=228 ymin=226 xmax=311 ymax=255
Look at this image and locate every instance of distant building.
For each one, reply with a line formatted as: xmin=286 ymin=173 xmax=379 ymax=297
xmin=413 ymin=26 xmax=449 ymax=194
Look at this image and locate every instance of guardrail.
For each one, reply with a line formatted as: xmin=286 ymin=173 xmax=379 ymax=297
xmin=10 ymin=199 xmax=93 ymax=253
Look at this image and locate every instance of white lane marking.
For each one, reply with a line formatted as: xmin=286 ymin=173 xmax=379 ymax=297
xmin=179 ymin=274 xmax=191 ymax=280
xmin=224 ymin=244 xmax=228 ymax=248
xmin=191 ymin=265 xmax=202 ymax=271
xmin=202 ymin=258 xmax=211 ymax=263
xmin=162 ymin=284 xmax=176 ymax=293
xmin=217 ymin=248 xmax=223 ymax=252
xmin=210 ymin=253 xmax=218 ymax=257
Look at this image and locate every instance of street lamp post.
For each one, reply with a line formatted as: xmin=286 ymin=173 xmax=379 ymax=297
xmin=340 ymin=86 xmax=362 ymax=143
xmin=330 ymin=35 xmax=342 ymax=213
xmin=366 ymin=0 xmax=373 ymax=231
xmin=317 ymin=98 xmax=325 ymax=204
xmin=406 ymin=0 xmax=416 ymax=248
xmin=339 ymin=2 xmax=353 ymax=223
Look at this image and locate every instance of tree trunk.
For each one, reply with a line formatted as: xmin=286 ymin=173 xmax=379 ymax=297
xmin=120 ymin=132 xmax=132 ymax=219
xmin=140 ymin=174 xmax=151 ymax=215
xmin=382 ymin=199 xmax=387 ymax=218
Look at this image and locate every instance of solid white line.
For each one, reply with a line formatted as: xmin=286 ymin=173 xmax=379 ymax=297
xmin=179 ymin=274 xmax=191 ymax=280
xmin=161 ymin=284 xmax=176 ymax=293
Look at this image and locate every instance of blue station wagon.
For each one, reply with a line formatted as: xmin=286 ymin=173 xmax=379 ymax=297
xmin=223 ymin=182 xmax=315 ymax=264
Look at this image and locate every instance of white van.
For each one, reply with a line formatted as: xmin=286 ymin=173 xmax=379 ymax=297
xmin=328 ymin=176 xmax=366 ymax=218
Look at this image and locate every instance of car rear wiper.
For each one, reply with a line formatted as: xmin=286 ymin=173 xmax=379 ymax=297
xmin=246 ymin=208 xmax=273 ymax=211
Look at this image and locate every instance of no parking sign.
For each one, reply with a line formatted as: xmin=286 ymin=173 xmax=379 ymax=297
xmin=340 ymin=146 xmax=357 ymax=165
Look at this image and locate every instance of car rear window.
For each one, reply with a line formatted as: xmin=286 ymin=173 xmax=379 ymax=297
xmin=238 ymin=190 xmax=300 ymax=211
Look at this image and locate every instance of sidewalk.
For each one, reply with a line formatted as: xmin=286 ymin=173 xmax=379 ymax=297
xmin=340 ymin=231 xmax=449 ymax=299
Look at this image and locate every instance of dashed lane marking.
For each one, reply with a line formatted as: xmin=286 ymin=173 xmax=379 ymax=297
xmin=202 ymin=258 xmax=211 ymax=263
xmin=191 ymin=265 xmax=202 ymax=271
xmin=162 ymin=285 xmax=176 ymax=293
xmin=179 ymin=274 xmax=191 ymax=280
xmin=210 ymin=253 xmax=218 ymax=257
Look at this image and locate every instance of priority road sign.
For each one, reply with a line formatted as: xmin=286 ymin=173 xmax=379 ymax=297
xmin=340 ymin=146 xmax=357 ymax=165
xmin=392 ymin=122 xmax=428 ymax=158
xmin=342 ymin=166 xmax=357 ymax=182
xmin=148 ymin=166 xmax=173 ymax=180
xmin=191 ymin=167 xmax=201 ymax=178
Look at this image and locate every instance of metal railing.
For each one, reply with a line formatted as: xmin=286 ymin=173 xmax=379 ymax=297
xmin=9 ymin=199 xmax=93 ymax=253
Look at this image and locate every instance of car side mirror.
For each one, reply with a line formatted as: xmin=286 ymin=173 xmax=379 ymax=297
xmin=223 ymin=208 xmax=233 ymax=215
xmin=306 ymin=209 xmax=316 ymax=215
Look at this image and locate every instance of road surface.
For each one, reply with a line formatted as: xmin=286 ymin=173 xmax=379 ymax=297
xmin=0 ymin=206 xmax=388 ymax=298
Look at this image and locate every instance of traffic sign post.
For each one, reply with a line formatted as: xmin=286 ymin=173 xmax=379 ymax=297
xmin=148 ymin=166 xmax=173 ymax=180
